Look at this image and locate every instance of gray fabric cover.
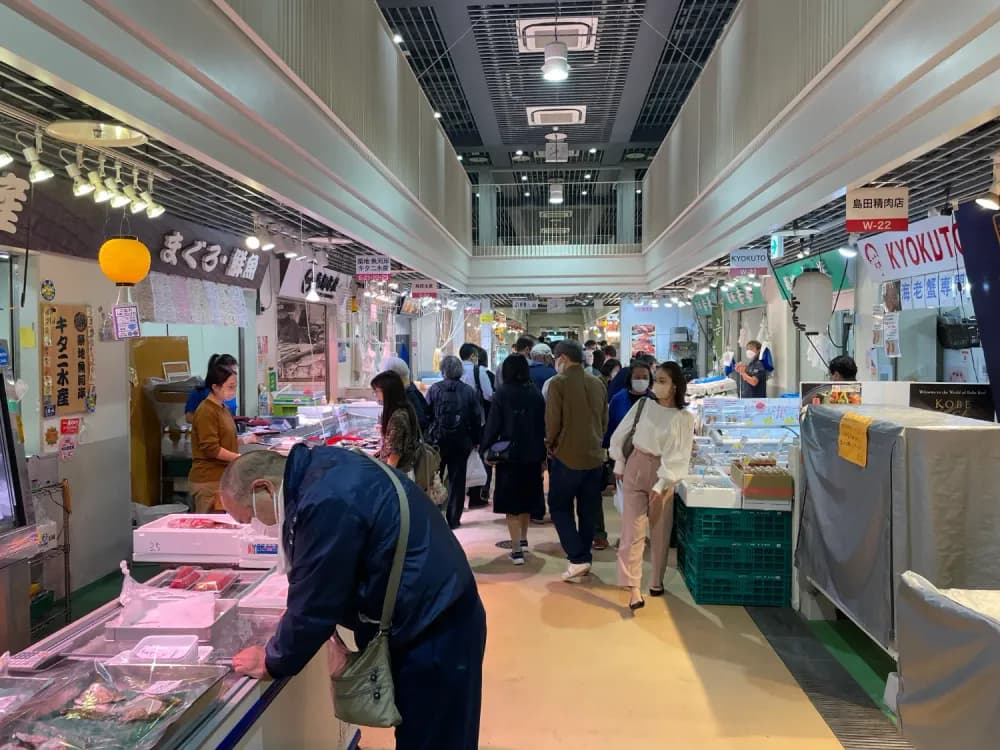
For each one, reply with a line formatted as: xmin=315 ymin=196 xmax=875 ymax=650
xmin=897 ymin=571 xmax=1000 ymax=750
xmin=796 ymin=405 xmax=1000 ymax=650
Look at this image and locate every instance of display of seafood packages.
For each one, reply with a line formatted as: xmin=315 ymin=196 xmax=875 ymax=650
xmin=0 ymin=662 xmax=226 ymax=750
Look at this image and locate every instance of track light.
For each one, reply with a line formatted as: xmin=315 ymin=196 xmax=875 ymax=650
xmin=124 ymin=186 xmax=146 ymax=214
xmin=88 ymin=171 xmax=111 ymax=203
xmin=65 ymin=163 xmax=94 ymax=196
xmin=838 ymin=245 xmax=858 ymax=258
xmin=541 ymin=41 xmax=570 ymax=81
xmin=22 ymin=147 xmax=53 ymax=183
xmin=0 ymin=151 xmax=12 ymax=168
xmin=103 ymin=178 xmax=129 ymax=208
xmin=976 ymin=155 xmax=1000 ymax=210
xmin=245 ymin=235 xmax=261 ymax=250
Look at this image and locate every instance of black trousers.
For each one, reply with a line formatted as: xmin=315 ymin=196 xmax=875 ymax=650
xmin=390 ymin=585 xmax=487 ymax=750
xmin=441 ymin=446 xmax=469 ymax=529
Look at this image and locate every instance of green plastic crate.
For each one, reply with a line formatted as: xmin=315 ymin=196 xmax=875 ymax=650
xmin=679 ymin=556 xmax=790 ymax=607
xmin=678 ymin=534 xmax=791 ymax=576
xmin=675 ymin=499 xmax=791 ymax=545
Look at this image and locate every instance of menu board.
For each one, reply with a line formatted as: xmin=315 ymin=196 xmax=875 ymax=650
xmin=41 ymin=303 xmax=95 ymax=416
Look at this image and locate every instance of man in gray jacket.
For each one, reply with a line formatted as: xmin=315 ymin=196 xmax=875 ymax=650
xmin=545 ymin=340 xmax=609 ymax=582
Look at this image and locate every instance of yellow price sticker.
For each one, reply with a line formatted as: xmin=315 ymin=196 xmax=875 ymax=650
xmin=479 ymin=313 xmax=494 ymax=324
xmin=838 ymin=412 xmax=874 ymax=467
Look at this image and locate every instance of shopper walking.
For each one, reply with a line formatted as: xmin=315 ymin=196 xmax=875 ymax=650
xmin=609 ymin=362 xmax=695 ymax=610
xmin=189 ymin=359 xmax=257 ymax=512
xmin=381 ymin=355 xmax=431 ymax=433
xmin=495 ymin=335 xmax=536 ymax=387
xmin=482 ymin=355 xmax=546 ymax=564
xmin=459 ymin=344 xmax=492 ymax=510
xmin=528 ymin=343 xmax=557 ymax=393
xmin=546 ymin=340 xmax=609 ymax=582
xmin=226 ymin=448 xmax=486 ymax=750
xmin=427 ymin=355 xmax=482 ymax=529
xmin=371 ymin=370 xmax=421 ymax=475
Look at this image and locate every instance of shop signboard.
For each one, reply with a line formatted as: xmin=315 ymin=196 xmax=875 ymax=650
xmin=0 ymin=173 xmax=29 ymax=234
xmin=155 ymin=230 xmax=270 ymax=290
xmin=858 ymin=215 xmax=964 ymax=282
xmin=728 ymin=248 xmax=770 ymax=277
xmin=845 ymin=186 xmax=909 ymax=232
xmin=355 ymin=255 xmax=392 ymax=281
xmin=720 ymin=284 xmax=765 ymax=311
xmin=279 ymin=261 xmax=351 ymax=305
xmin=692 ymin=294 xmax=713 ymax=316
xmin=410 ymin=281 xmax=438 ymax=298
xmin=41 ymin=303 xmax=95 ymax=417
xmin=512 ymin=299 xmax=539 ymax=310
xmin=909 ymin=383 xmax=995 ymax=422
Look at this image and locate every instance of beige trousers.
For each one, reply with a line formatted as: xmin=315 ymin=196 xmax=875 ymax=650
xmin=617 ymin=449 xmax=674 ymax=588
xmin=190 ymin=482 xmax=221 ymax=514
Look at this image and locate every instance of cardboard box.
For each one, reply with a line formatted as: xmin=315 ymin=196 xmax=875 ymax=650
xmin=730 ymin=462 xmax=794 ymax=501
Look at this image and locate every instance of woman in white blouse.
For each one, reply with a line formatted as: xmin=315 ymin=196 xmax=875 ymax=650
xmin=609 ymin=361 xmax=695 ymax=610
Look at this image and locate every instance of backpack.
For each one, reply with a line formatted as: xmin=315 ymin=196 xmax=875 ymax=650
xmin=412 ymin=441 xmax=441 ymax=493
xmin=429 ymin=381 xmax=468 ymax=448
xmin=472 ymin=365 xmax=492 ymax=421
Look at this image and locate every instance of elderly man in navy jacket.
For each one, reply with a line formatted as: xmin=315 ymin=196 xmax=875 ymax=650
xmin=223 ymin=446 xmax=486 ymax=750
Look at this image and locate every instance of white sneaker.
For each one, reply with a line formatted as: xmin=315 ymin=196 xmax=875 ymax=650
xmin=561 ymin=562 xmax=591 ymax=582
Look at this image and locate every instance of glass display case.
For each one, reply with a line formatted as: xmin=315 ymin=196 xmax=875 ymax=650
xmin=692 ymin=397 xmax=800 ymax=473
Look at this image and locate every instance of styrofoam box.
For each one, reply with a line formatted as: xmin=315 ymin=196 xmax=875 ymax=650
xmin=677 ymin=476 xmax=740 ymax=509
xmin=742 ymin=497 xmax=793 ymax=512
xmin=133 ymin=514 xmax=243 ymax=565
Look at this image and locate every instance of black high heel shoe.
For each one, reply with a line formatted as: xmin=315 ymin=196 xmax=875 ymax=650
xmin=649 ymin=586 xmax=665 ymax=597
xmin=629 ymin=596 xmax=646 ymax=611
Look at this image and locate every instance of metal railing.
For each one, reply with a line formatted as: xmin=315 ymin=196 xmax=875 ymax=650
xmin=472 ymin=180 xmax=643 ymax=256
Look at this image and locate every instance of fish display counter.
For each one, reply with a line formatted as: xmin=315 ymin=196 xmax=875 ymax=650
xmin=0 ymin=568 xmax=359 ymax=750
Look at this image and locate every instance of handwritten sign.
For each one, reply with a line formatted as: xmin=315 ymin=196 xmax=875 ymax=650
xmin=838 ymin=412 xmax=874 ymax=467
xmin=41 ymin=304 xmax=94 ymax=417
xmin=112 ymin=305 xmax=142 ymax=340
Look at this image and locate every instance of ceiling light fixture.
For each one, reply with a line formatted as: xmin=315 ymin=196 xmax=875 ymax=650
xmin=140 ymin=176 xmax=165 ymax=218
xmin=541 ymin=41 xmax=570 ymax=81
xmin=548 ymin=183 xmax=564 ymax=205
xmin=581 ymin=189 xmax=588 ymax=196
xmin=284 ymin=251 xmax=298 ymax=259
xmin=521 ymin=175 xmax=528 ymax=182
xmin=523 ymin=191 xmax=531 ymax=197
xmin=457 ymin=154 xmax=463 ymax=161
xmin=392 ymin=33 xmax=403 ymax=44
xmin=305 ymin=268 xmax=321 ymax=302
xmin=124 ymin=172 xmax=147 ymax=214
xmin=584 ymin=173 xmax=592 ymax=180
xmin=65 ymin=162 xmax=93 ymax=197
xmin=23 ymin=147 xmax=52 ymax=183
xmin=245 ymin=235 xmax=261 ymax=250
xmin=588 ymin=147 xmax=597 ymax=155
xmin=636 ymin=188 xmax=642 ymax=194
xmin=433 ymin=111 xmax=442 ymax=120
xmin=0 ymin=151 xmax=12 ymax=169
xmin=515 ymin=150 xmax=524 ymax=156
xmin=976 ymin=154 xmax=1000 ymax=210
xmin=838 ymin=245 xmax=858 ymax=258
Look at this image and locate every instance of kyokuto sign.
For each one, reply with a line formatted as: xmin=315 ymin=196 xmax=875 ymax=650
xmin=846 ymin=187 xmax=909 ymax=232
xmin=728 ymin=248 xmax=770 ymax=276
xmin=859 ymin=215 xmax=965 ymax=282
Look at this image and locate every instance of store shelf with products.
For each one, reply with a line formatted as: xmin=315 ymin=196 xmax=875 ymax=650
xmin=0 ymin=567 xmax=359 ymax=750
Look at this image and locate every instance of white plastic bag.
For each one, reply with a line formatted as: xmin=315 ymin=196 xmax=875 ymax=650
xmin=465 ymin=450 xmax=487 ymax=489
xmin=613 ymin=479 xmax=625 ymax=515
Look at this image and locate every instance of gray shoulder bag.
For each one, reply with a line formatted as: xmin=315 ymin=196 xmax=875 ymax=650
xmin=331 ymin=454 xmax=410 ymax=728
xmin=622 ymin=397 xmax=648 ymax=462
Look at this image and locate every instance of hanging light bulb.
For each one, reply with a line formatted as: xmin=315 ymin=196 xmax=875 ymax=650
xmin=541 ymin=41 xmax=570 ymax=81
xmin=305 ymin=277 xmax=321 ymax=303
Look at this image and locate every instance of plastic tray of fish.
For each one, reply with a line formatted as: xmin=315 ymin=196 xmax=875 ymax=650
xmin=0 ymin=662 xmax=228 ymax=749
xmin=0 ymin=678 xmax=52 ymax=726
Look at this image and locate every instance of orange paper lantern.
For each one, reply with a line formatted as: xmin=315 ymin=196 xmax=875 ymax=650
xmin=98 ymin=236 xmax=151 ymax=287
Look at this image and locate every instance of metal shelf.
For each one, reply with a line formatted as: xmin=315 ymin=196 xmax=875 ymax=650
xmin=28 ymin=482 xmax=71 ymax=640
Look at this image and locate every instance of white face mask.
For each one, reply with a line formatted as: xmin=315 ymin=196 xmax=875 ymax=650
xmin=631 ymin=378 xmax=649 ymax=393
xmin=652 ymin=381 xmax=674 ymax=401
xmin=746 ymin=349 xmax=758 ymax=360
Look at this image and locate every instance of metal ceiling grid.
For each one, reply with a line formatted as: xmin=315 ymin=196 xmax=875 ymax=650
xmin=381 ymin=5 xmax=481 ymax=142
xmin=0 ymin=62 xmax=429 ymax=280
xmin=469 ymin=1 xmax=647 ymax=146
xmin=486 ymin=292 xmax=621 ymax=308
xmin=632 ymin=0 xmax=738 ymax=141
xmin=500 ymin=167 xmax=609 ymax=183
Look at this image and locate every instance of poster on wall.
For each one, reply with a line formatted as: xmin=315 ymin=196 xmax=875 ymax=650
xmin=630 ymin=324 xmax=655 ymax=356
xmin=880 ymin=280 xmax=902 ymax=313
xmin=40 ymin=303 xmax=95 ymax=417
xmin=276 ymin=300 xmax=327 ymax=389
xmin=884 ymin=312 xmax=901 ymax=358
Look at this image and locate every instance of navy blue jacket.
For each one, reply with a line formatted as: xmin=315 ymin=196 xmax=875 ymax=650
xmin=603 ymin=387 xmax=651 ymax=448
xmin=265 ymin=445 xmax=478 ymax=679
xmin=528 ymin=361 xmax=556 ymax=393
xmin=406 ymin=382 xmax=431 ymax=433
xmin=607 ymin=366 xmax=633 ymax=399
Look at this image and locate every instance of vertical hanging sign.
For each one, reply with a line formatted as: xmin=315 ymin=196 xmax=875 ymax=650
xmin=41 ymin=304 xmax=95 ymax=416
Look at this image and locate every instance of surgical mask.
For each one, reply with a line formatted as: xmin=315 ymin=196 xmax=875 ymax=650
xmin=631 ymin=378 xmax=649 ymax=393
xmin=652 ymin=381 xmax=674 ymax=401
xmin=583 ymin=351 xmax=594 ymax=367
xmin=746 ymin=349 xmax=757 ymax=360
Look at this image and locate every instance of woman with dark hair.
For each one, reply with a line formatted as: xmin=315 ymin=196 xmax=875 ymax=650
xmin=592 ymin=348 xmax=606 ymax=374
xmin=186 ymin=353 xmax=239 ymax=422
xmin=189 ymin=360 xmax=257 ymax=512
xmin=609 ymin=361 xmax=695 ymax=610
xmin=600 ymin=358 xmax=622 ymax=386
xmin=481 ymin=354 xmax=547 ymax=564
xmin=371 ymin=370 xmax=420 ymax=474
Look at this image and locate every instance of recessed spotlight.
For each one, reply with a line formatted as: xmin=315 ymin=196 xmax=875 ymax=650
xmin=584 ymin=173 xmax=592 ymax=180
xmin=392 ymin=33 xmax=403 ymax=44
xmin=433 ymin=111 xmax=442 ymax=119
xmin=581 ymin=189 xmax=588 ymax=196
xmin=245 ymin=235 xmax=261 ymax=250
xmin=521 ymin=175 xmax=528 ymax=182
xmin=636 ymin=188 xmax=642 ymax=194
xmin=524 ymin=191 xmax=531 ymax=197
xmin=515 ymin=150 xmax=524 ymax=156
xmin=457 ymin=154 xmax=463 ymax=161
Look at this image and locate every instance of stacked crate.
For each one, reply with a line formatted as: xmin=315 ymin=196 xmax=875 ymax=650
xmin=676 ymin=468 xmax=794 ymax=607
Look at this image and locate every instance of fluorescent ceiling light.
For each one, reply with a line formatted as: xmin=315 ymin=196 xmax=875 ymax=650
xmin=0 ymin=151 xmax=12 ymax=168
xmin=581 ymin=189 xmax=588 ymax=196
xmin=523 ymin=191 xmax=530 ymax=197
xmin=548 ymin=183 xmax=564 ymax=205
xmin=584 ymin=173 xmax=592 ymax=180
xmin=433 ymin=111 xmax=442 ymax=119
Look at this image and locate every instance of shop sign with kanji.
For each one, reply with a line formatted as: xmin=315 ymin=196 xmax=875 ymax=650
xmin=151 ymin=230 xmax=270 ymax=289
xmin=41 ymin=304 xmax=95 ymax=417
xmin=845 ymin=187 xmax=909 ymax=233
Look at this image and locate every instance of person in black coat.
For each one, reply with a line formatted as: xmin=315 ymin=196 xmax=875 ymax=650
xmin=481 ymin=354 xmax=547 ymax=564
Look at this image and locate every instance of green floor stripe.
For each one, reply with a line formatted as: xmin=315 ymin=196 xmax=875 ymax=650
xmin=809 ymin=619 xmax=898 ymax=721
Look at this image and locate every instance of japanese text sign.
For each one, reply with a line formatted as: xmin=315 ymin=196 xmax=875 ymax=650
xmin=41 ymin=303 xmax=94 ymax=417
xmin=355 ymin=255 xmax=392 ymax=281
xmin=858 ymin=216 xmax=964 ymax=282
xmin=846 ymin=187 xmax=909 ymax=233
xmin=410 ymin=281 xmax=438 ymax=299
xmin=154 ymin=230 xmax=269 ymax=290
xmin=512 ymin=299 xmax=539 ymax=310
xmin=838 ymin=412 xmax=874 ymax=467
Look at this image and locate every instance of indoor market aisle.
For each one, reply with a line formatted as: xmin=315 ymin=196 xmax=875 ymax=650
xmin=361 ymin=501 xmax=845 ymax=750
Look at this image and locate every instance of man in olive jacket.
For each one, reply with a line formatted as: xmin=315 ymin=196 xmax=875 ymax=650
xmin=545 ymin=340 xmax=609 ymax=582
